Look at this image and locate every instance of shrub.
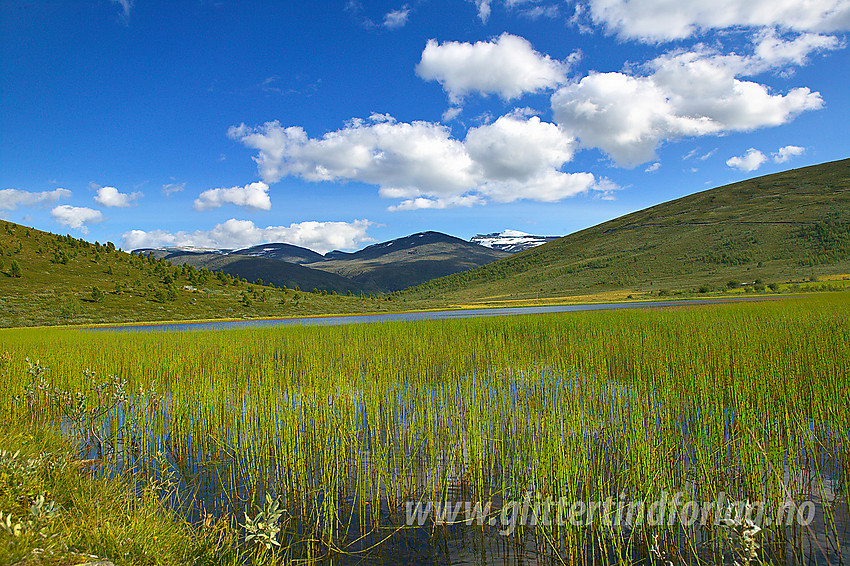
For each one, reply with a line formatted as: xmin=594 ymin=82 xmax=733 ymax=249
xmin=9 ymin=260 xmax=22 ymax=278
xmin=90 ymin=286 xmax=104 ymax=303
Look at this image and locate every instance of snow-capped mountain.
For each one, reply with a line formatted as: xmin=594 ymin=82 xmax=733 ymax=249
xmin=470 ymin=230 xmax=560 ymax=253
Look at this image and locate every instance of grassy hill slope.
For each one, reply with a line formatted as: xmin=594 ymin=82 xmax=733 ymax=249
xmin=150 ymin=251 xmax=372 ymax=294
xmin=0 ymin=223 xmax=401 ymax=328
xmin=402 ymin=159 xmax=850 ymax=303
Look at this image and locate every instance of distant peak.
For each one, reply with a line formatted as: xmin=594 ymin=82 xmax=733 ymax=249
xmin=500 ymin=229 xmax=531 ymax=237
xmin=470 ymin=230 xmax=560 ymax=253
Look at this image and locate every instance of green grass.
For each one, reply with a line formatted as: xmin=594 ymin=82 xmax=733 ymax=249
xmin=402 ymin=159 xmax=850 ymax=304
xmin=0 ymin=294 xmax=846 ymax=564
xmin=0 ymin=423 xmax=241 ymax=565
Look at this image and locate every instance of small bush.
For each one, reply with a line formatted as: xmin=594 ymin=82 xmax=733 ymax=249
xmin=90 ymin=286 xmax=104 ymax=302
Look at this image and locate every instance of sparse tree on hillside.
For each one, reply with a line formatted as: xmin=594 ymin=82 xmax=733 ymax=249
xmin=9 ymin=260 xmax=22 ymax=278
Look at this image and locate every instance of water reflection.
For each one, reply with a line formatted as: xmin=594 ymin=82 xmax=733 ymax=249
xmin=75 ymin=374 xmax=848 ymax=565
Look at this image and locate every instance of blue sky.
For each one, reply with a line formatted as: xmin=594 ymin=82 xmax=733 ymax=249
xmin=1 ymin=0 xmax=848 ymax=253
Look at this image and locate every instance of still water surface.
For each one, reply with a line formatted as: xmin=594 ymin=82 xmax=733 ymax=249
xmin=97 ymin=297 xmax=782 ymax=332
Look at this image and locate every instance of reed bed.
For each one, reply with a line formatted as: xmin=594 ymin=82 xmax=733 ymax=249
xmin=0 ymin=295 xmax=847 ymax=564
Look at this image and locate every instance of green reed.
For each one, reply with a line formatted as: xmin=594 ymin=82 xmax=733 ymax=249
xmin=0 ymin=294 xmax=847 ymax=564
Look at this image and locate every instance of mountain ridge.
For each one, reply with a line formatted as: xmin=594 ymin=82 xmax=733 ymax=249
xmin=136 ymin=231 xmax=509 ymax=293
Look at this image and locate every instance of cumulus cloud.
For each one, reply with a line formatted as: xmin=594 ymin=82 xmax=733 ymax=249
xmin=583 ymin=0 xmax=850 ymax=42
xmin=465 ymin=114 xmax=576 ymax=182
xmin=50 ymin=205 xmax=104 ymax=233
xmin=383 ymin=5 xmax=410 ymax=28
xmin=416 ymin=33 xmax=570 ymax=102
xmin=229 ymin=112 xmax=613 ymax=210
xmin=773 ymin=145 xmax=806 ymax=162
xmin=726 ymin=148 xmax=768 ymax=171
xmin=122 ymin=219 xmax=373 ymax=254
xmin=94 ymin=186 xmax=142 ymax=207
xmin=479 ymin=170 xmax=598 ymax=203
xmin=753 ymin=29 xmax=843 ymax=68
xmin=193 ymin=182 xmax=272 ymax=211
xmin=0 ymin=188 xmax=71 ymax=211
xmin=551 ymin=49 xmax=824 ymax=165
xmin=228 ymin=116 xmax=477 ymax=194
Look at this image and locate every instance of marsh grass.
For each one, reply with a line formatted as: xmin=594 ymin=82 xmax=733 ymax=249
xmin=0 ymin=295 xmax=847 ymax=564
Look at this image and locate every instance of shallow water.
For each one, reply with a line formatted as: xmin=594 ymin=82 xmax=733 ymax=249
xmin=81 ymin=374 xmax=847 ymax=565
xmin=94 ymin=297 xmax=783 ymax=333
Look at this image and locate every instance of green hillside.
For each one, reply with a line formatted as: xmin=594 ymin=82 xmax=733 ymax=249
xmin=0 ymin=223 xmax=400 ymax=328
xmin=148 ymin=251 xmax=372 ymax=294
xmin=402 ymin=159 xmax=850 ymax=304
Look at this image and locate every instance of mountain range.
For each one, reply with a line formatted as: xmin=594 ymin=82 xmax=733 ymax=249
xmin=135 ymin=231 xmax=517 ymax=293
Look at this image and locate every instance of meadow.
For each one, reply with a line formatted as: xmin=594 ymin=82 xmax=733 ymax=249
xmin=0 ymin=294 xmax=847 ymax=565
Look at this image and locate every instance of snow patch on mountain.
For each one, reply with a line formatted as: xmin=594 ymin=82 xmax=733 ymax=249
xmin=471 ymin=230 xmax=559 ymax=253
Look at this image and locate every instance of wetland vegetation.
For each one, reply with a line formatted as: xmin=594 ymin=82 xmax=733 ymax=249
xmin=0 ymin=294 xmax=847 ymax=564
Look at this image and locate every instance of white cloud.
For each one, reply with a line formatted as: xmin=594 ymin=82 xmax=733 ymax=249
xmin=520 ymin=4 xmax=560 ymax=19
xmin=442 ymin=106 xmax=463 ymax=122
xmin=551 ymin=49 xmax=824 ymax=165
xmin=111 ymin=0 xmax=133 ymax=23
xmin=465 ymin=114 xmax=577 ymax=182
xmin=162 ymin=182 xmax=185 ymax=197
xmin=0 ymin=188 xmax=71 ymax=211
xmin=383 ymin=6 xmax=410 ymax=28
xmin=122 ymin=219 xmax=373 ymax=254
xmin=388 ymin=195 xmax=484 ymax=211
xmin=94 ymin=186 xmax=142 ymax=207
xmin=753 ymin=29 xmax=842 ymax=68
xmin=479 ymin=170 xmax=598 ymax=203
xmin=645 ymin=162 xmax=661 ymax=172
xmin=583 ymin=0 xmax=850 ymax=42
xmin=473 ymin=0 xmax=491 ymax=22
xmin=773 ymin=145 xmax=806 ymax=162
xmin=193 ymin=182 xmax=272 ymax=211
xmin=228 ymin=117 xmax=477 ymax=195
xmin=416 ymin=33 xmax=570 ymax=102
xmin=229 ymin=112 xmax=612 ymax=209
xmin=50 ymin=205 xmax=104 ymax=233
xmin=726 ymin=148 xmax=768 ymax=171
